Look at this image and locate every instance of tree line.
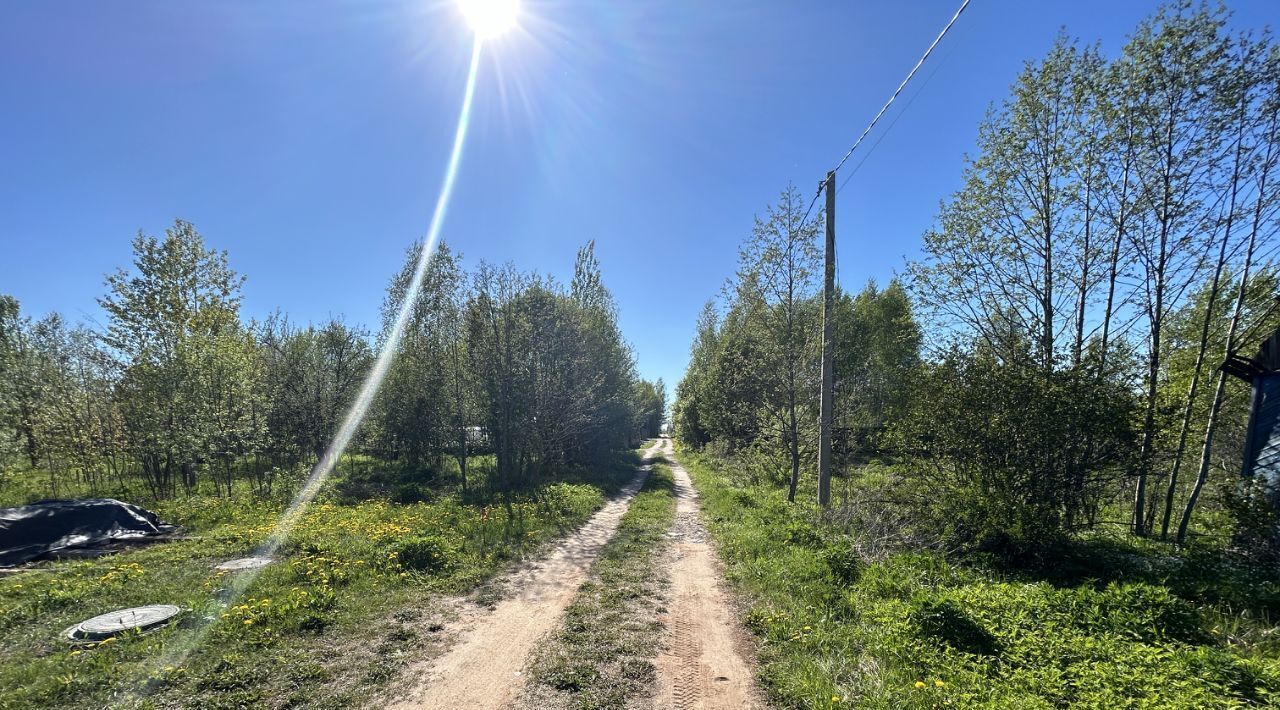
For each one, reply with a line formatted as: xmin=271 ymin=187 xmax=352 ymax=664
xmin=0 ymin=221 xmax=665 ymax=501
xmin=675 ymin=2 xmax=1280 ymax=553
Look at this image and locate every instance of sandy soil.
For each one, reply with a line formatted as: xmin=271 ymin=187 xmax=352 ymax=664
xmin=653 ymin=438 xmax=765 ymax=710
xmin=386 ymin=440 xmax=662 ymax=710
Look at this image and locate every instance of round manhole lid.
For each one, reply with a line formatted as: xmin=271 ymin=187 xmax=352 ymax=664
xmin=65 ymin=604 xmax=183 ymax=642
xmin=215 ymin=556 xmax=273 ymax=572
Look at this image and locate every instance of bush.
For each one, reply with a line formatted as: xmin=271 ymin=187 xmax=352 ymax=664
xmin=898 ymin=350 xmax=1137 ymax=548
xmin=390 ymin=483 xmax=430 ymax=505
xmin=821 ymin=538 xmax=864 ymax=585
xmin=1224 ymin=475 xmax=1280 ymax=566
xmin=538 ymin=482 xmax=603 ymax=524
xmin=394 ymin=534 xmax=460 ymax=573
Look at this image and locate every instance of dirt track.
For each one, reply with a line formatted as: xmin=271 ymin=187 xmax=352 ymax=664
xmin=387 ymin=441 xmax=662 ymax=710
xmin=653 ymin=438 xmax=764 ymax=709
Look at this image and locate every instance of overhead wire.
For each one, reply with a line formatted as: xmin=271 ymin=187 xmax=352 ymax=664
xmin=837 ymin=41 xmax=956 ymax=195
xmin=829 ymin=0 xmax=971 ymax=177
xmin=800 ymin=0 xmax=971 ymax=225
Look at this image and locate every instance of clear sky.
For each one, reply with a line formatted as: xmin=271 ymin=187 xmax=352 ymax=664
xmin=2 ymin=0 xmax=1277 ymax=395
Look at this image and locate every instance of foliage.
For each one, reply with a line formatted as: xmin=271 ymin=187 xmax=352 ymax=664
xmin=682 ymin=450 xmax=1280 ymax=709
xmin=673 ymin=188 xmax=922 ymax=502
xmin=0 ymin=448 xmax=645 ymax=708
xmin=897 ymin=345 xmax=1138 ymax=545
xmin=904 ymin=1 xmax=1280 ymax=537
xmin=1 ymin=225 xmax=646 ymax=504
xmin=394 ymin=534 xmax=461 ymax=574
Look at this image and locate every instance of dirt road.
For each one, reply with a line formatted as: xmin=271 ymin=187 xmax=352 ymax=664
xmin=654 ymin=438 xmax=764 ymax=709
xmin=388 ymin=440 xmax=662 ymax=710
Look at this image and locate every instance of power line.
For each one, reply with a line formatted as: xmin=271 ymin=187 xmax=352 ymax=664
xmin=801 ymin=0 xmax=971 ymax=224
xmin=837 ymin=41 xmax=956 ymax=195
xmin=831 ymin=0 xmax=970 ymax=177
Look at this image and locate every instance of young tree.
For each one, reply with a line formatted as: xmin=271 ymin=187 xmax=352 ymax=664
xmin=834 ymin=280 xmax=922 ymax=452
xmin=1179 ymin=41 xmax=1280 ymax=542
xmin=909 ymin=36 xmax=1088 ymax=368
xmin=376 ymin=242 xmax=465 ymax=471
xmin=99 ymin=220 xmax=248 ymax=496
xmin=1121 ymin=3 xmax=1234 ymax=534
xmin=729 ymin=185 xmax=822 ymax=502
xmin=673 ymin=302 xmax=719 ymax=449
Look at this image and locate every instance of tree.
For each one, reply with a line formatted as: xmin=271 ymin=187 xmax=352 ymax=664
xmin=1121 ymin=2 xmax=1234 ymax=535
xmin=727 ymin=186 xmax=822 ymax=502
xmin=0 ymin=297 xmax=43 ymax=468
xmin=260 ymin=315 xmax=371 ymax=470
xmin=1178 ymin=33 xmax=1280 ymax=541
xmin=99 ymin=220 xmax=250 ymax=497
xmin=632 ymin=378 xmax=666 ymax=440
xmin=375 ymin=242 xmax=465 ymax=472
xmin=673 ymin=302 xmax=719 ymax=448
xmin=909 ymin=36 xmax=1090 ymax=368
xmin=834 ymin=280 xmax=922 ymax=452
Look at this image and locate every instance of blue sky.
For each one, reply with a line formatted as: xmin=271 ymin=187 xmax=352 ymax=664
xmin=3 ymin=0 xmax=1277 ymax=395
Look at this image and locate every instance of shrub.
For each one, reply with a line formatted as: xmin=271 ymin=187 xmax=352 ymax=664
xmin=394 ymin=534 xmax=460 ymax=573
xmin=821 ymin=538 xmax=864 ymax=585
xmin=390 ymin=483 xmax=429 ymax=505
xmin=538 ymin=482 xmax=603 ymax=524
xmin=898 ymin=350 xmax=1137 ymax=548
xmin=1224 ymin=475 xmax=1280 ymax=566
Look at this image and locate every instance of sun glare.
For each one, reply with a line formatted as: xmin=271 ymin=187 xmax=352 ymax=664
xmin=456 ymin=0 xmax=519 ymax=39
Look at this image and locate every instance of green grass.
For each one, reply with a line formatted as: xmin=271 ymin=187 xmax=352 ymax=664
xmin=524 ymin=460 xmax=677 ymax=709
xmin=679 ymin=448 xmax=1280 ymax=709
xmin=0 ymin=448 xmax=646 ymax=709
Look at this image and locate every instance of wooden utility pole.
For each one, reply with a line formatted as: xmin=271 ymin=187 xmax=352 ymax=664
xmin=818 ymin=171 xmax=836 ymax=507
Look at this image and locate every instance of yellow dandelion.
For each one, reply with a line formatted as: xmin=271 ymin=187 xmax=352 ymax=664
xmin=915 ymin=681 xmax=926 ymax=689
xmin=935 ymin=680 xmax=945 ymax=687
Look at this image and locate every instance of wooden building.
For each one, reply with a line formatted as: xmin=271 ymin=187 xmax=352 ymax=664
xmin=1222 ymin=327 xmax=1280 ymax=482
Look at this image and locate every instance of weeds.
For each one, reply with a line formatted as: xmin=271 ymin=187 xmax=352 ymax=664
xmin=0 ymin=449 xmax=644 ymax=709
xmin=682 ymin=449 xmax=1280 ymax=709
xmin=524 ymin=463 xmax=677 ymax=709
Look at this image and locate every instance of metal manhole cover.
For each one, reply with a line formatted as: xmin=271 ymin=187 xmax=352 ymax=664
xmin=214 ymin=556 xmax=273 ymax=572
xmin=65 ymin=604 xmax=183 ymax=642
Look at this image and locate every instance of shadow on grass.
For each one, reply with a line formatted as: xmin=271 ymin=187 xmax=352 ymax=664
xmin=965 ymin=533 xmax=1280 ymax=620
xmin=911 ymin=599 xmax=1002 ymax=656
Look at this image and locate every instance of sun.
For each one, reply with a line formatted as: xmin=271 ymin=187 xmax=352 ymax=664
xmin=455 ymin=0 xmax=519 ymax=39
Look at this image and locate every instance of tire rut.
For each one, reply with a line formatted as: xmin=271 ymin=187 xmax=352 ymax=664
xmin=383 ymin=441 xmax=663 ymax=710
xmin=654 ymin=439 xmax=764 ymax=709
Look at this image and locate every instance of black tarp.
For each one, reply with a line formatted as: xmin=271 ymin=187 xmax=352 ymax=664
xmin=0 ymin=498 xmax=179 ymax=567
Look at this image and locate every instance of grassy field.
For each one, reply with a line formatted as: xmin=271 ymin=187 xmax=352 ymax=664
xmin=523 ymin=461 xmax=677 ymax=709
xmin=0 ymin=448 xmax=645 ymax=709
xmin=679 ymin=449 xmax=1280 ymax=709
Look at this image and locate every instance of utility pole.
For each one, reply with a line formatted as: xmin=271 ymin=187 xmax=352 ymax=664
xmin=818 ymin=171 xmax=836 ymax=507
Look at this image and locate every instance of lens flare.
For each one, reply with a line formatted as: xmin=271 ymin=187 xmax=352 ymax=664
xmin=124 ymin=39 xmax=485 ymax=697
